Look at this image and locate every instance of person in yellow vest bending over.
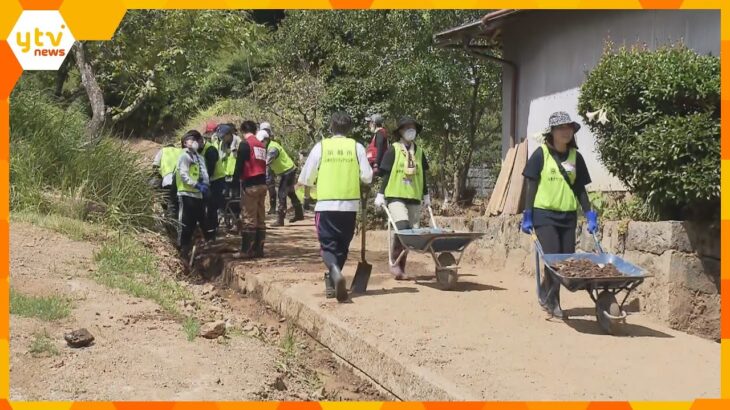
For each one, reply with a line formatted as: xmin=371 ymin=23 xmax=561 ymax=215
xmin=521 ymin=111 xmax=597 ymax=319
xmin=262 ymin=122 xmax=305 ymax=227
xmin=152 ymin=143 xmax=184 ymax=225
xmin=175 ymin=130 xmax=210 ymax=259
xmin=298 ymin=112 xmax=373 ymax=302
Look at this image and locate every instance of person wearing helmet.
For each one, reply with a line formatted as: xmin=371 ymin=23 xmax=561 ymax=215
xmin=201 ymin=124 xmax=233 ymax=242
xmin=175 ymin=130 xmax=210 ymax=259
xmin=203 ymin=121 xmax=217 ymax=144
xmin=365 ymin=113 xmax=389 ymax=176
xmin=374 ymin=116 xmax=430 ymax=280
xmin=298 ymin=112 xmax=373 ymax=302
xmin=233 ymin=121 xmax=268 ymax=259
xmin=262 ymin=122 xmax=305 ymax=226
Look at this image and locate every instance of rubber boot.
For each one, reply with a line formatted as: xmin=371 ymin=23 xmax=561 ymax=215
xmin=329 ymin=264 xmax=348 ymax=302
xmin=233 ymin=230 xmax=255 ymax=259
xmin=303 ymin=198 xmax=312 ymax=211
xmin=271 ymin=212 xmax=285 ymax=227
xmin=551 ymin=286 xmax=564 ymax=319
xmin=323 ymin=271 xmax=335 ymax=299
xmin=254 ymin=229 xmax=266 ymax=258
xmin=289 ymin=204 xmax=304 ymax=223
xmin=398 ymin=251 xmax=409 ymax=280
xmin=268 ymin=201 xmax=277 ymax=215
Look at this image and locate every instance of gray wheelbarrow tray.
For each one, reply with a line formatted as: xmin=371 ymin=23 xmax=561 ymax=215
xmin=532 ymin=231 xmax=651 ymax=334
xmin=382 ymin=205 xmax=484 ymax=290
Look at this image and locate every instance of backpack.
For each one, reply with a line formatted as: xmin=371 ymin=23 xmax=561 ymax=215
xmin=366 ymin=128 xmax=388 ymax=167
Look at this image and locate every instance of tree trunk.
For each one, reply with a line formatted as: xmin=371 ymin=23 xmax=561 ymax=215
xmin=73 ymin=41 xmax=107 ymax=139
xmin=54 ymin=53 xmax=73 ymax=97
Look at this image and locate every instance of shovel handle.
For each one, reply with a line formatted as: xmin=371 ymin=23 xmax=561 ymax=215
xmin=361 ymin=192 xmax=367 ymax=261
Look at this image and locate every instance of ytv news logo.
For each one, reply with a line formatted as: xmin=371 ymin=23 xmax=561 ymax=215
xmin=8 ymin=11 xmax=75 ymax=70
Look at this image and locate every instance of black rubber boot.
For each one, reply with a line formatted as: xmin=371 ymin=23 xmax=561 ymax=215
xmin=254 ymin=229 xmax=266 ymax=258
xmin=289 ymin=204 xmax=304 ymax=223
xmin=268 ymin=203 xmax=277 ymax=215
xmin=324 ymin=271 xmax=335 ymax=299
xmin=303 ymin=198 xmax=312 ymax=211
xmin=271 ymin=212 xmax=285 ymax=227
xmin=329 ymin=264 xmax=348 ymax=302
xmin=234 ymin=230 xmax=255 ymax=259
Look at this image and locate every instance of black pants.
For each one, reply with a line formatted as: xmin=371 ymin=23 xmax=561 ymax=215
xmin=204 ymin=179 xmax=226 ymax=240
xmin=267 ymin=175 xmax=277 ymax=210
xmin=316 ymin=211 xmax=357 ymax=271
xmin=277 ymin=170 xmax=302 ymax=213
xmin=535 ymin=224 xmax=576 ymax=307
xmin=161 ymin=185 xmax=179 ymax=223
xmin=178 ymin=195 xmax=206 ymax=250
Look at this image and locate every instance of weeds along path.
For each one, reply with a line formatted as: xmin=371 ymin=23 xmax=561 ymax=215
xmin=9 ymin=220 xmax=382 ymax=401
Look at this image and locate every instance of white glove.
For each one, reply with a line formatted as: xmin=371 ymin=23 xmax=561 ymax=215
xmin=374 ymin=193 xmax=386 ymax=208
xmin=423 ymin=194 xmax=431 ymax=207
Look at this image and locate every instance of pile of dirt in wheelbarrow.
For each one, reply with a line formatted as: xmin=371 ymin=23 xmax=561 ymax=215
xmin=552 ymin=259 xmax=623 ymax=278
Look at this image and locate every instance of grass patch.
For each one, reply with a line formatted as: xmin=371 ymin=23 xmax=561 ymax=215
xmin=11 ymin=211 xmax=107 ymax=242
xmin=29 ymin=330 xmax=59 ymax=357
xmin=93 ymin=235 xmax=191 ymax=317
xmin=280 ymin=325 xmax=298 ymax=359
xmin=183 ymin=316 xmax=200 ymax=341
xmin=10 ymin=288 xmax=71 ymax=321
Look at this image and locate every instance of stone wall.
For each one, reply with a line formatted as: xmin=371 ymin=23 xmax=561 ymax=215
xmin=436 ymin=215 xmax=720 ymax=340
xmin=466 ymin=164 xmax=496 ymax=198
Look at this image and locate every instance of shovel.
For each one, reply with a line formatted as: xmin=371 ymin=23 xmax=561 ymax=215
xmin=350 ymin=191 xmax=372 ymax=294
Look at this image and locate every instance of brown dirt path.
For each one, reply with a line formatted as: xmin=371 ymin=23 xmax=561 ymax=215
xmin=224 ymin=214 xmax=720 ymax=401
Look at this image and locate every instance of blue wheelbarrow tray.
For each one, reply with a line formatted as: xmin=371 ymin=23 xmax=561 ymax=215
xmin=542 ymin=252 xmax=651 ymax=293
xmin=395 ymin=228 xmax=485 ymax=253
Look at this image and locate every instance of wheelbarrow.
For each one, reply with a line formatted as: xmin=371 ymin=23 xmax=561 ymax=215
xmin=382 ymin=205 xmax=484 ymax=290
xmin=532 ymin=232 xmax=651 ymax=334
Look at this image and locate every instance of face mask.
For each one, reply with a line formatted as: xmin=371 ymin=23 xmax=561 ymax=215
xmin=403 ymin=129 xmax=417 ymax=142
xmin=190 ymin=141 xmax=199 ymax=152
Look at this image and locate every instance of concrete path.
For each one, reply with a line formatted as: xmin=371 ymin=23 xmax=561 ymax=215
xmin=222 ymin=215 xmax=720 ymax=401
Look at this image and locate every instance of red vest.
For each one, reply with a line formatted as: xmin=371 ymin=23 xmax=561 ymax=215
xmin=241 ymin=134 xmax=267 ymax=180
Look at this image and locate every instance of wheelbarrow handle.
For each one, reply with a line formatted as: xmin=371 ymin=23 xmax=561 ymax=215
xmin=380 ymin=204 xmax=400 ymax=233
xmin=592 ymin=232 xmax=605 ymax=254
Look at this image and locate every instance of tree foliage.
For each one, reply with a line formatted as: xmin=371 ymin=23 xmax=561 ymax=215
xmin=578 ymin=43 xmax=720 ymax=219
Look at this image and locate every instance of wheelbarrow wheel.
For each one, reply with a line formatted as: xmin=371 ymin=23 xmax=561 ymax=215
xmin=595 ymin=291 xmax=622 ymax=335
xmin=435 ymin=253 xmax=458 ymax=290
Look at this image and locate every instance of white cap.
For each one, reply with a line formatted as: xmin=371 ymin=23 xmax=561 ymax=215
xmin=255 ymin=130 xmax=270 ymax=142
xmin=260 ymin=122 xmax=272 ymax=133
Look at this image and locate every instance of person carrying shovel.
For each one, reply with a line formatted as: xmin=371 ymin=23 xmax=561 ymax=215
xmin=520 ymin=111 xmax=598 ymax=319
xmin=374 ymin=116 xmax=430 ymax=280
xmin=298 ymin=112 xmax=373 ymax=302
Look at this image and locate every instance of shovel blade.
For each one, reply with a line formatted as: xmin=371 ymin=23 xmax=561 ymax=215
xmin=351 ymin=262 xmax=372 ymax=294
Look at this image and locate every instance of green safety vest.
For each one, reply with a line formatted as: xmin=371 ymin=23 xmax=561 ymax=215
xmin=316 ymin=138 xmax=360 ymax=201
xmin=384 ymin=142 xmax=424 ymax=201
xmin=267 ymin=140 xmax=295 ymax=176
xmin=533 ymin=144 xmax=578 ymax=212
xmin=175 ymin=155 xmax=201 ymax=194
xmin=159 ymin=146 xmax=183 ymax=177
xmin=203 ymin=141 xmax=227 ymax=181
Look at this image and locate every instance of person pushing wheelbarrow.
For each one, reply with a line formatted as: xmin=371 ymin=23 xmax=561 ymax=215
xmin=374 ymin=116 xmax=431 ymax=280
xmin=521 ymin=111 xmax=599 ymax=319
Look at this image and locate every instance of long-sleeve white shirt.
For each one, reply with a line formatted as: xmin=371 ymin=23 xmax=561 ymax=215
xmin=177 ymin=149 xmax=209 ymax=199
xmin=298 ymin=135 xmax=373 ymax=212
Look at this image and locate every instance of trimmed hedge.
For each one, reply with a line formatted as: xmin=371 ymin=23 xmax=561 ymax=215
xmin=578 ymin=43 xmax=719 ymax=220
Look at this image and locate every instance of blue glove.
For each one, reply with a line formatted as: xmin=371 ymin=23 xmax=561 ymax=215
xmin=520 ymin=210 xmax=533 ymax=234
xmin=585 ymin=210 xmax=598 ymax=234
xmin=195 ymin=183 xmax=209 ymax=196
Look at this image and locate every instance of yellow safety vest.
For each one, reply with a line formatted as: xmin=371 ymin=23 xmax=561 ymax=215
xmin=384 ymin=142 xmax=424 ymax=201
xmin=316 ymin=138 xmax=360 ymax=201
xmin=203 ymin=141 xmax=226 ymax=181
xmin=175 ymin=155 xmax=201 ymax=194
xmin=268 ymin=140 xmax=295 ymax=175
xmin=159 ymin=146 xmax=183 ymax=177
xmin=534 ymin=144 xmax=578 ymax=212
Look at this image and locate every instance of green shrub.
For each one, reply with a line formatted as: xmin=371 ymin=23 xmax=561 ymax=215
xmin=578 ymin=43 xmax=719 ymax=220
xmin=10 ymin=81 xmax=156 ymax=229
